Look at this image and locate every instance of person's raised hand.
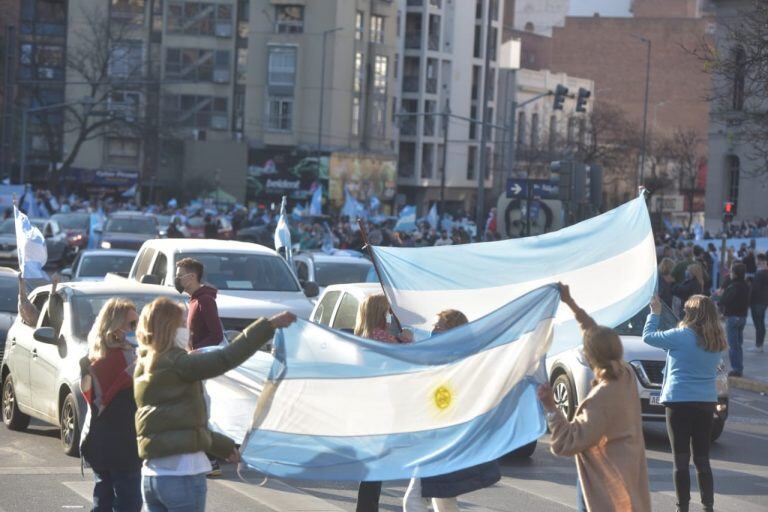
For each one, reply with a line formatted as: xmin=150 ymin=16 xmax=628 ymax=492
xmin=537 ymin=384 xmax=558 ymax=414
xmin=269 ymin=311 xmax=297 ymax=330
xmin=650 ymin=295 xmax=662 ymax=315
xmin=558 ymin=282 xmax=573 ymax=304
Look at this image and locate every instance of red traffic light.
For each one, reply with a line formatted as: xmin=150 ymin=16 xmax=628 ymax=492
xmin=724 ymin=202 xmax=734 ymax=214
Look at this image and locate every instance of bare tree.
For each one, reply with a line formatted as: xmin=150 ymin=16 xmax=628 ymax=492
xmin=688 ymin=1 xmax=768 ymax=173
xmin=662 ymin=128 xmax=705 ymax=229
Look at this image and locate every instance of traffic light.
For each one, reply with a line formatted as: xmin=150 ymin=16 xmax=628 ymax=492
xmin=576 ymin=88 xmax=591 ymax=113
xmin=553 ymin=84 xmax=569 ymax=111
xmin=723 ymin=201 xmax=735 ymax=223
xmin=550 ymin=160 xmax=573 ymax=201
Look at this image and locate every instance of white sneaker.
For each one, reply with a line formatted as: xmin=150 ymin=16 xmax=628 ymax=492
xmin=747 ymin=346 xmax=764 ymax=353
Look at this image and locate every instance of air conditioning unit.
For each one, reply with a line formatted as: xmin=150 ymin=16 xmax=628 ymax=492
xmin=215 ymin=23 xmax=233 ymax=38
xmin=210 ymin=115 xmax=228 ymax=130
xmin=213 ymin=69 xmax=230 ymax=83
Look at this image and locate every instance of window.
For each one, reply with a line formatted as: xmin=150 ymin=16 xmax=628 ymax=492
xmin=133 ymin=248 xmax=156 ymax=279
xmin=167 ymin=2 xmax=232 ymax=36
xmin=373 ymin=55 xmax=388 ymax=96
xmin=20 ymin=0 xmax=67 ymax=36
xmin=422 ymin=143 xmax=434 ymax=178
xmin=467 ymin=146 xmax=477 ymax=180
xmin=163 ymin=94 xmax=228 ymax=129
xmin=111 ymin=0 xmax=145 ymax=20
xmin=237 ymin=48 xmax=248 ymax=82
xmin=517 ymin=112 xmax=526 ymax=145
xmin=109 ymin=90 xmax=140 ymax=119
xmin=109 ymin=42 xmax=143 ymax=78
xmin=726 ymin=155 xmax=740 ymax=208
xmin=531 ymin=113 xmax=539 ymax=147
xmin=332 ymin=293 xmax=360 ymax=331
xmin=313 ymin=291 xmax=341 ymax=326
xmin=489 ymin=27 xmax=497 ymax=61
xmin=471 ymin=65 xmax=481 ymax=100
xmin=275 ymin=5 xmax=303 ymax=33
xmin=354 ymin=52 xmax=364 ymax=93
xmin=370 ymin=15 xmax=384 ymax=43
xmin=732 ymin=46 xmax=746 ymax=111
xmin=371 ymin=97 xmax=387 ymax=138
xmin=352 ymin=96 xmax=361 ymax=136
xmin=267 ymin=96 xmax=293 ymax=131
xmin=548 ymin=115 xmax=557 ymax=151
xmin=473 ymin=25 xmax=481 ymax=58
xmin=356 ymin=11 xmax=364 ymax=40
xmin=268 ymin=46 xmax=297 ymax=86
xmin=165 ymin=48 xmax=230 ymax=82
xmin=469 ymin=105 xmax=477 ymax=140
xmin=19 ymin=43 xmax=65 ymax=80
xmin=106 ymin=138 xmax=140 ymax=166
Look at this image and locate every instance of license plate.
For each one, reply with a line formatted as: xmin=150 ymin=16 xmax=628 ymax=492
xmin=650 ymin=394 xmax=661 ymax=406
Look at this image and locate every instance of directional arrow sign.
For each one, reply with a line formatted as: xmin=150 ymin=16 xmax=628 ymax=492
xmin=506 ymin=179 xmax=528 ymax=198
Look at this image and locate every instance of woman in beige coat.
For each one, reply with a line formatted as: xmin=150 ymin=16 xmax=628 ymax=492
xmin=537 ymin=284 xmax=651 ymax=512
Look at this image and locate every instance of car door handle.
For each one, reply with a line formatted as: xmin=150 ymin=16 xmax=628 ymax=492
xmin=31 ymin=348 xmax=38 ymax=359
xmin=9 ymin=338 xmax=16 ymax=346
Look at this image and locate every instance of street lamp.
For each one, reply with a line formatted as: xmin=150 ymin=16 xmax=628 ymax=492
xmin=317 ymin=27 xmax=343 ymax=157
xmin=632 ymin=34 xmax=652 ymax=190
xmin=19 ymin=97 xmax=93 ymax=185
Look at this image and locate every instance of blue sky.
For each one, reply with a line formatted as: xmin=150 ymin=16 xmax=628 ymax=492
xmin=569 ymin=0 xmax=632 ymax=17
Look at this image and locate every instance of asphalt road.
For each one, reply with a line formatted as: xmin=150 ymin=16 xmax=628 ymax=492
xmin=1 ymin=388 xmax=767 ymax=512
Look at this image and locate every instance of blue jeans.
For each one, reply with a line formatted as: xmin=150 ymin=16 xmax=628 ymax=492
xmin=93 ymin=469 xmax=142 ymax=512
xmin=752 ymin=304 xmax=767 ymax=348
xmin=142 ymin=474 xmax=207 ymax=512
xmin=726 ymin=316 xmax=747 ymax=374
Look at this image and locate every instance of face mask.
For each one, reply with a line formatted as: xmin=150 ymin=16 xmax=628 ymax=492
xmin=125 ymin=331 xmax=137 ymax=347
xmin=174 ymin=327 xmax=190 ymax=351
xmin=174 ymin=277 xmax=185 ymax=294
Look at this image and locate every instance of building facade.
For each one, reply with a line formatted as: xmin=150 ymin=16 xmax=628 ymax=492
xmin=397 ymin=0 xmax=502 ymax=216
xmin=704 ymin=0 xmax=768 ymax=228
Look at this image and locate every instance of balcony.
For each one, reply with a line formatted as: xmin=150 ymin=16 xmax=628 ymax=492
xmin=403 ymin=76 xmax=420 ymax=93
xmin=405 ymin=34 xmax=422 ymax=50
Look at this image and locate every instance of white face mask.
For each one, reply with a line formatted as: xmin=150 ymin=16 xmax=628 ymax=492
xmin=174 ymin=327 xmax=191 ymax=351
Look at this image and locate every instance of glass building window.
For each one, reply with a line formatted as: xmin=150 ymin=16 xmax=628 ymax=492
xmin=275 ymin=5 xmax=304 ymax=33
xmin=356 ymin=11 xmax=364 ymax=40
xmin=370 ymin=15 xmax=384 ymax=43
xmin=373 ymin=55 xmax=388 ymax=96
xmin=268 ymin=46 xmax=297 ymax=86
xmin=267 ymin=97 xmax=293 ymax=131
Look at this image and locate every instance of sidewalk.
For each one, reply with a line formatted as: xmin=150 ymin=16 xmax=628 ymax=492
xmin=729 ymin=321 xmax=768 ymax=394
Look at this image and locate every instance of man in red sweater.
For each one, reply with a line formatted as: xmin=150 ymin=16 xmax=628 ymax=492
xmin=174 ymin=257 xmax=224 ymax=350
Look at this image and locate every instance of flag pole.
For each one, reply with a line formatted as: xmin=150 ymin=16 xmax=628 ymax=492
xmin=357 ymin=218 xmax=404 ymax=333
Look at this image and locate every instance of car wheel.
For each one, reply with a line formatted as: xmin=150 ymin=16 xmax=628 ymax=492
xmin=2 ymin=374 xmax=30 ymax=431
xmin=60 ymin=392 xmax=80 ymax=457
xmin=552 ymin=373 xmax=577 ymax=421
xmin=711 ymin=417 xmax=726 ymax=442
xmin=507 ymin=440 xmax=537 ymax=458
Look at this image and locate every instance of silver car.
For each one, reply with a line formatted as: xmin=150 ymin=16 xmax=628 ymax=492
xmin=1 ymin=281 xmax=181 ymax=456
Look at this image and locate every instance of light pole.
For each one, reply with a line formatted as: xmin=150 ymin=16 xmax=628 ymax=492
xmin=19 ymin=97 xmax=93 ymax=185
xmin=633 ymin=34 xmax=651 ymax=189
xmin=475 ymin=3 xmax=494 ymax=239
xmin=317 ymin=27 xmax=343 ymax=157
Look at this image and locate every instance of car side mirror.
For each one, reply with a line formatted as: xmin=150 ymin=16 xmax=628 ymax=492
xmin=60 ymin=268 xmax=72 ymax=280
xmin=33 ymin=327 xmax=57 ymax=345
xmin=140 ymin=274 xmax=161 ymax=285
xmin=302 ymin=281 xmax=319 ymax=298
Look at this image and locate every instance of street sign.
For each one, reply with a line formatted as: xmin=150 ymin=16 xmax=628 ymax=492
xmin=506 ymin=178 xmax=559 ymax=200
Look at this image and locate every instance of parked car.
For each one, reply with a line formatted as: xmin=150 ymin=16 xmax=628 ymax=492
xmin=545 ymin=302 xmax=730 ymax=442
xmin=156 ymin=214 xmax=172 ymax=238
xmin=61 ymin=249 xmax=137 ymax=282
xmin=98 ymin=212 xmax=158 ymax=250
xmin=51 ymin=212 xmax=91 ymax=253
xmin=294 ymin=252 xmax=374 ymax=294
xmin=0 ymin=219 xmax=18 ymax=268
xmin=235 ymin=221 xmax=276 ymax=248
xmin=0 ymin=267 xmax=49 ymax=363
xmin=117 ymin=239 xmax=316 ymax=332
xmin=1 ymin=281 xmax=181 ymax=456
xmin=185 ymin=216 xmax=206 ymax=238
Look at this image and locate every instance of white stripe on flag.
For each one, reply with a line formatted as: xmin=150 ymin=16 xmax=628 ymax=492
xmin=257 ymin=317 xmax=553 ymax=437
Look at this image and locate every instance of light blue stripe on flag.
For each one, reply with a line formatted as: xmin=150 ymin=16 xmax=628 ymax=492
xmin=14 ymin=205 xmax=47 ymax=278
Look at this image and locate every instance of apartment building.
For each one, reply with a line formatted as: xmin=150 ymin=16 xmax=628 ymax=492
xmin=397 ymin=0 xmax=502 ymax=216
xmin=243 ymin=0 xmax=399 ymax=212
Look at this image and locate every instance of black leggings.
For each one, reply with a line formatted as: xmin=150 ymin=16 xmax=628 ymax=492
xmin=666 ymin=403 xmax=715 ymax=508
xmin=355 ymin=481 xmax=382 ymax=512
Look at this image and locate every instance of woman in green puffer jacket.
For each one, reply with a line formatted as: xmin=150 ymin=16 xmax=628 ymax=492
xmin=134 ymin=296 xmax=296 ymax=512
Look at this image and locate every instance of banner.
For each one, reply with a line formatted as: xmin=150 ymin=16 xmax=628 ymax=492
xmin=329 ymin=153 xmax=396 ymax=212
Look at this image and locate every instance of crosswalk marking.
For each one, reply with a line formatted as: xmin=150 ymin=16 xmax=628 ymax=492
xmin=62 ymin=481 xmax=92 ymax=502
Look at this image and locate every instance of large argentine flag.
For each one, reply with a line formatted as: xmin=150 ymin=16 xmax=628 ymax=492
xmin=238 ymin=284 xmax=559 ymax=481
xmin=373 ymin=195 xmax=657 ymax=354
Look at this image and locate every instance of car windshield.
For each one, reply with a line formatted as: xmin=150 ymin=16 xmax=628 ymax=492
xmin=104 ymin=217 xmax=156 ymax=234
xmin=78 ymin=255 xmax=136 ymax=278
xmin=187 ymin=217 xmax=204 ymax=228
xmin=315 ymin=261 xmax=373 ymax=287
xmin=0 ymin=276 xmax=18 ymax=312
xmin=52 ymin=214 xmax=89 ymax=230
xmin=180 ymin=252 xmax=299 ymax=292
xmin=72 ymin=294 xmax=184 ymax=339
xmin=0 ymin=219 xmax=13 ymax=234
xmin=614 ymin=303 xmax=679 ymax=336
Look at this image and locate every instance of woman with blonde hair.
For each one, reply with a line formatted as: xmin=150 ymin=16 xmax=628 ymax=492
xmin=643 ymin=294 xmax=727 ymax=512
xmin=134 ymin=297 xmax=296 ymax=512
xmin=538 ymin=284 xmax=651 ymax=512
xmin=79 ymin=298 xmax=142 ymax=512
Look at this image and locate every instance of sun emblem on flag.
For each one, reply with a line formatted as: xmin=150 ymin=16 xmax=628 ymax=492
xmin=434 ymin=386 xmax=452 ymax=410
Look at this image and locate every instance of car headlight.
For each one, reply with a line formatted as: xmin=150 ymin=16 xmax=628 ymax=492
xmin=100 ymin=241 xmax=111 ymax=249
xmin=629 ymin=360 xmax=653 ymax=387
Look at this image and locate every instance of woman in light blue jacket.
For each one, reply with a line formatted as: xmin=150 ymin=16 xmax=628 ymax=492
xmin=642 ymin=294 xmax=727 ymax=512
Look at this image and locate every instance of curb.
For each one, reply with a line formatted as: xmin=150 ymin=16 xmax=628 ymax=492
xmin=729 ymin=375 xmax=768 ymax=394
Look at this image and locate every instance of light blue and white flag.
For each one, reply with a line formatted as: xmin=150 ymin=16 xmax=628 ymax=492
xmin=14 ymin=205 xmax=48 ymax=279
xmin=233 ymin=284 xmax=558 ymax=481
xmin=373 ymin=195 xmax=657 ymax=354
xmin=394 ymin=205 xmax=417 ymax=233
xmin=309 ymin=185 xmax=323 ymax=216
xmin=274 ymin=196 xmax=294 ymax=271
xmin=427 ymin=203 xmax=439 ymax=229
